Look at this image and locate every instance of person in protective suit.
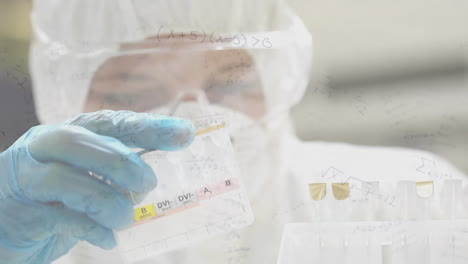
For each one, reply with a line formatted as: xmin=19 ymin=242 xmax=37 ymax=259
xmin=0 ymin=0 xmax=465 ymax=263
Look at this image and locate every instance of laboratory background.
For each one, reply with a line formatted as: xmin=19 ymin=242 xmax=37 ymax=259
xmin=0 ymin=0 xmax=467 ymax=174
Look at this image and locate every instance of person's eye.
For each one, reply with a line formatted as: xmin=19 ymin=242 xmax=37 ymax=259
xmin=205 ymin=80 xmax=257 ymax=95
xmin=111 ymin=72 xmax=154 ymax=82
xmin=216 ymin=62 xmax=253 ymax=74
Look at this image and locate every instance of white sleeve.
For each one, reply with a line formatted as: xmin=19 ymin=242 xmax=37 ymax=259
xmin=290 ymin=140 xmax=467 ymax=183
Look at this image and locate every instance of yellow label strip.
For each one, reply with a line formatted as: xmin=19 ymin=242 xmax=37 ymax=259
xmin=195 ymin=123 xmax=227 ymax=136
xmin=134 ymin=204 xmax=157 ymax=222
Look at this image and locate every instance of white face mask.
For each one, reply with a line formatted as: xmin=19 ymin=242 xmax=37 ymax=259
xmin=147 ymin=101 xmax=274 ymax=199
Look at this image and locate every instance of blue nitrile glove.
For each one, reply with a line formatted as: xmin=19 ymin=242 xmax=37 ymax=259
xmin=0 ymin=110 xmax=195 ymax=264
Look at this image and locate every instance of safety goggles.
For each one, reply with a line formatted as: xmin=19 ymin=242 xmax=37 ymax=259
xmin=83 ymin=36 xmax=268 ymax=120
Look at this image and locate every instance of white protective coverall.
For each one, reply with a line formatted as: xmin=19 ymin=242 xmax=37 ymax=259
xmin=29 ymin=0 xmax=467 ymax=263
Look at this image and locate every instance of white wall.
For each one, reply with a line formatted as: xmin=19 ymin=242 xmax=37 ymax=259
xmin=287 ymin=0 xmax=468 ymax=173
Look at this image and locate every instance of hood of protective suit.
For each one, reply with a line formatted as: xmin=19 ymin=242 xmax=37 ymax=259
xmin=29 ymin=0 xmax=312 ymax=125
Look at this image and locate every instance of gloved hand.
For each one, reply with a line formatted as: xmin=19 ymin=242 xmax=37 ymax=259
xmin=0 ymin=110 xmax=195 ymax=264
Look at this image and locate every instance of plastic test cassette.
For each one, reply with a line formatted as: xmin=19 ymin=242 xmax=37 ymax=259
xmin=278 ymin=180 xmax=468 ymax=264
xmin=115 ymin=114 xmax=254 ymax=263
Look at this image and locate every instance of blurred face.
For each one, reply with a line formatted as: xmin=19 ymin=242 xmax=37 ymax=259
xmin=84 ymin=36 xmax=267 ymax=119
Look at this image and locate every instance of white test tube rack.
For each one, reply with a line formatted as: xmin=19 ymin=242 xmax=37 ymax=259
xmin=278 ymin=180 xmax=468 ymax=264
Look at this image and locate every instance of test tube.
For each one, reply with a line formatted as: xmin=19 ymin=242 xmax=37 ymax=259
xmin=367 ymin=181 xmax=381 ymax=221
xmin=440 ymin=180 xmax=462 ymax=219
xmin=415 ymin=181 xmax=434 ymax=220
xmin=349 ymin=181 xmax=379 ymax=221
xmin=331 ymin=183 xmax=351 ymax=222
xmin=397 ymin=181 xmax=417 ymax=220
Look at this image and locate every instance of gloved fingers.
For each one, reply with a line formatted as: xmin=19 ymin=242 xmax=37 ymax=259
xmin=50 ymin=232 xmax=115 ymax=264
xmin=79 ymin=227 xmax=116 ymax=250
xmin=47 ymin=235 xmax=80 ymax=263
xmin=21 ymin=162 xmax=135 ymax=230
xmin=28 ymin=125 xmax=156 ymax=193
xmin=52 ymin=206 xmax=117 ymax=250
xmin=65 ymin=110 xmax=195 ymax=151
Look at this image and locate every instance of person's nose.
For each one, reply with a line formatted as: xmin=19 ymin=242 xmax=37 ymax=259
xmin=181 ymin=93 xmax=198 ymax=102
